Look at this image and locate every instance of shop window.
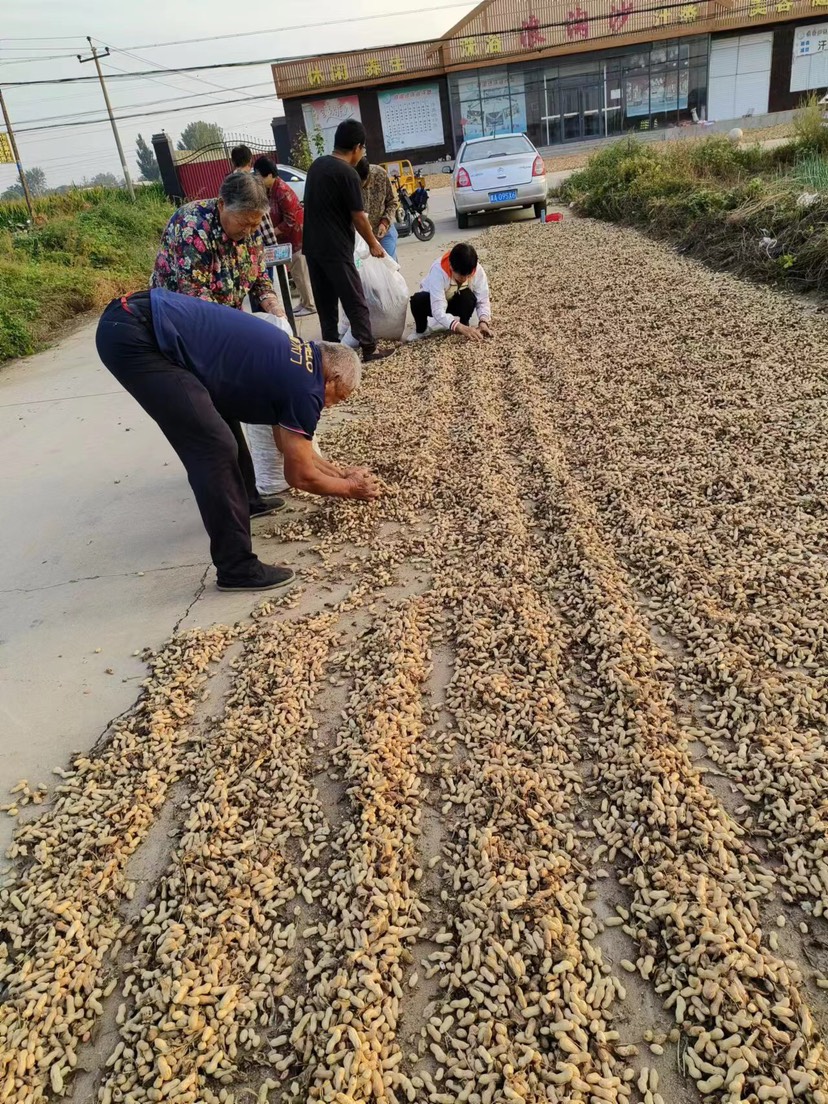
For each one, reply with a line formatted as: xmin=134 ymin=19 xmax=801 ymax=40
xmin=625 ymin=52 xmax=650 ymax=72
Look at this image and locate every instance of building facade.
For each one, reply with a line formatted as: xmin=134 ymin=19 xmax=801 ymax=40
xmin=273 ymin=0 xmax=828 ymax=162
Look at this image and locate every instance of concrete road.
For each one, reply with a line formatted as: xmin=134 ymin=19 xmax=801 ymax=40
xmin=0 ymin=185 xmax=538 ymax=856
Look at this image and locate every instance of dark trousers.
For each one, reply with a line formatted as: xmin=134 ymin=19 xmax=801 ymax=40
xmin=306 ymin=257 xmax=375 ymax=351
xmin=410 ymin=287 xmax=477 ymax=333
xmin=95 ymin=294 xmax=258 ymax=582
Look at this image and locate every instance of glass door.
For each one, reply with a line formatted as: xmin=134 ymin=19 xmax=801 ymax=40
xmin=603 ymin=63 xmax=623 ymax=137
xmin=544 ymin=72 xmax=611 ymax=143
xmin=582 ymin=82 xmax=603 ymax=137
xmin=561 ymin=81 xmax=582 ymax=140
xmin=542 ymin=75 xmax=561 ymax=145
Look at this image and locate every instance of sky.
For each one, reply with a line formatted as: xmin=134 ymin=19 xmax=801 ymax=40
xmin=0 ymin=0 xmax=476 ymax=191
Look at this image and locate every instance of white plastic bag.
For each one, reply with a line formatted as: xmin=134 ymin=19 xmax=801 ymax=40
xmin=339 ymin=239 xmax=409 ymax=343
xmin=243 ymin=313 xmax=320 ymax=496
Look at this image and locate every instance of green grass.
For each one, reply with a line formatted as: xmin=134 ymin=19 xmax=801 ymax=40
xmin=559 ymin=103 xmax=828 ymax=292
xmin=791 ymin=149 xmax=828 ymax=193
xmin=0 ymin=184 xmax=173 ymax=362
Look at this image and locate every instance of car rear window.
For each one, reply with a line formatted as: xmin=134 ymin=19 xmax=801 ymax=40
xmin=461 ymin=136 xmax=533 ymax=162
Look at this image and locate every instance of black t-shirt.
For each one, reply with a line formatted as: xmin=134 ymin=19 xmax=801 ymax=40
xmin=303 ymin=155 xmax=364 ymax=263
xmin=149 ymin=290 xmax=324 ymax=436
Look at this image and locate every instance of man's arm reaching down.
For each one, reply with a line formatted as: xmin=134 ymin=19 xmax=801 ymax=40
xmin=274 ymin=428 xmax=380 ymax=499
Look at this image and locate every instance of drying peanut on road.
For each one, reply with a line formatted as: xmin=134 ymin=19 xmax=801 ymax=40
xmin=2 ymin=216 xmax=828 ymax=1104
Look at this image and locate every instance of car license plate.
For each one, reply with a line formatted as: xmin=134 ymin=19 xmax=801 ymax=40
xmin=489 ymin=189 xmax=517 ymax=202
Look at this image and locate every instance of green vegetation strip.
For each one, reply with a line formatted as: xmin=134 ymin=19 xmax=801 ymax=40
xmin=560 ymin=100 xmax=828 ymax=294
xmin=0 ymin=185 xmax=172 ymax=363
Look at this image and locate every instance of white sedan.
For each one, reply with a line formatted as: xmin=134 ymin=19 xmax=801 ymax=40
xmin=277 ymin=165 xmax=307 ymax=203
xmin=451 ymin=133 xmax=547 ymax=229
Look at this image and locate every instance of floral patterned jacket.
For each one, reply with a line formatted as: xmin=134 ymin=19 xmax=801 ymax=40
xmin=150 ymin=199 xmax=273 ymax=309
xmin=362 ymin=165 xmax=398 ymax=234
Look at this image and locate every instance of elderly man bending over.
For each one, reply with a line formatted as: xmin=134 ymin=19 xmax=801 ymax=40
xmin=96 ymin=289 xmax=379 ymax=593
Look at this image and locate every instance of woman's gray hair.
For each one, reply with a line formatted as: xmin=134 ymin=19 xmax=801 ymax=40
xmin=318 ymin=342 xmax=362 ymax=394
xmin=219 ymin=171 xmax=270 ymax=214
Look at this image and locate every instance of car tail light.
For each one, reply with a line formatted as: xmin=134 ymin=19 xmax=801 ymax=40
xmin=456 ymin=167 xmax=471 ymax=188
xmin=532 ymin=156 xmax=545 ymax=177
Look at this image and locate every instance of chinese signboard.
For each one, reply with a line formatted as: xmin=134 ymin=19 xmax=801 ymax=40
xmin=791 ymin=22 xmax=828 ymax=89
xmin=0 ymin=132 xmax=13 ymax=165
xmin=301 ymin=96 xmax=362 ymax=154
xmin=794 ymin=21 xmax=828 ymax=53
xmin=378 ymin=83 xmax=444 ymax=151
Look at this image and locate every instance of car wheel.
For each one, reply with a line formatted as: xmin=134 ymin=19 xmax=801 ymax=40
xmin=534 ymin=202 xmax=546 ymax=219
xmin=457 ymin=211 xmax=469 ymax=230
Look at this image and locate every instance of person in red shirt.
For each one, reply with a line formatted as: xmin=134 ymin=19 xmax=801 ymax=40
xmin=253 ymin=156 xmax=316 ymax=318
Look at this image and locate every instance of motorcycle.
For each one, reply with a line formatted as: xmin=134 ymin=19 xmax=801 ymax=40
xmin=395 ymin=178 xmax=435 ymax=242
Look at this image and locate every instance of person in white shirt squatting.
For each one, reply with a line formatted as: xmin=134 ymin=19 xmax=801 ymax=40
xmin=407 ymin=243 xmax=492 ymax=343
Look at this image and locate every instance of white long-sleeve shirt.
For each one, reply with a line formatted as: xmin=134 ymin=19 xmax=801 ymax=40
xmin=418 ymin=253 xmax=492 ymax=333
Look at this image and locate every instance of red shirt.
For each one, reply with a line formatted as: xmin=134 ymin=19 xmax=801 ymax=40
xmin=270 ymin=177 xmax=303 ymax=254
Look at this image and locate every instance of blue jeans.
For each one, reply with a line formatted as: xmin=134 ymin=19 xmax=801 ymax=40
xmin=381 ymin=220 xmax=398 ymax=261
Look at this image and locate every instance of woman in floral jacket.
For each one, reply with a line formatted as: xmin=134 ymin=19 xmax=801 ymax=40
xmin=151 ymin=171 xmax=285 ymax=517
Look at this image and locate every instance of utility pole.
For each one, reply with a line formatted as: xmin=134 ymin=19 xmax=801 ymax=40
xmin=0 ymin=87 xmax=35 ymax=221
xmin=78 ymin=37 xmax=135 ymax=199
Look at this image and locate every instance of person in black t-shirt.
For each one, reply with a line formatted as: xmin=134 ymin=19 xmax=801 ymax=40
xmin=303 ymin=119 xmax=394 ymax=364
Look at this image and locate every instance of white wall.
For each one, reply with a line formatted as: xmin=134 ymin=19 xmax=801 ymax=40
xmin=708 ymin=32 xmax=774 ymax=121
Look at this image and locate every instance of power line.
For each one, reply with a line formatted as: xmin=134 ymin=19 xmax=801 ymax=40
xmin=36 ymin=145 xmax=128 ymax=167
xmin=116 ymin=4 xmax=476 ymax=52
xmin=1 ymin=58 xmax=275 ymax=87
xmin=16 ymin=82 xmax=274 ymax=128
xmin=102 ymin=40 xmax=259 ymax=100
xmin=0 ymin=51 xmax=82 ymax=62
xmin=0 ymin=35 xmax=88 ymax=41
xmin=0 ymin=3 xmax=474 ymax=88
xmin=101 ymin=56 xmax=262 ymax=108
xmin=15 ymin=92 xmax=279 ymax=134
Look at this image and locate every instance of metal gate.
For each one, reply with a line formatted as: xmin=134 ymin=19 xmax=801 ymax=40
xmin=174 ymin=135 xmax=280 ymax=203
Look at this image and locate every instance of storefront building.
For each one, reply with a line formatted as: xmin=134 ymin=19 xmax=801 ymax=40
xmin=272 ymin=0 xmax=828 ymax=162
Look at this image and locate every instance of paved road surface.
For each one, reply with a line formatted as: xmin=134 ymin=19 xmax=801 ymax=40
xmin=0 ymin=187 xmax=539 ymax=855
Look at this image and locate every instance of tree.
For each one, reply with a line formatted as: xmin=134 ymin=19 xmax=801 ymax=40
xmin=1 ymin=166 xmax=47 ymax=200
xmin=290 ymin=128 xmax=325 ymax=171
xmin=86 ymin=172 xmax=123 ymax=189
xmin=177 ymin=121 xmax=224 ymax=151
xmin=136 ymin=134 xmax=161 ymax=181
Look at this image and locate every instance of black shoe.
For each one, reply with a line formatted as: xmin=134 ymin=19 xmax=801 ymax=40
xmin=216 ymin=563 xmax=296 ymax=592
xmin=361 ymin=346 xmax=395 ymax=363
xmin=250 ymin=497 xmax=286 ymax=518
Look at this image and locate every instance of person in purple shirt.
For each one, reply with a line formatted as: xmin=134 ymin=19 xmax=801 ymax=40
xmin=96 ymin=289 xmax=380 ymax=592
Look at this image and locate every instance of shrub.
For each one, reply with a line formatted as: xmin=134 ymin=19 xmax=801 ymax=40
xmin=793 ymin=94 xmax=828 ymax=155
xmin=0 ymin=184 xmax=173 ymax=363
xmin=561 ymin=127 xmax=828 ymax=293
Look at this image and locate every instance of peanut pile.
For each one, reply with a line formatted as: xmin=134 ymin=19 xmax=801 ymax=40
xmin=1 ymin=217 xmax=827 ymax=1104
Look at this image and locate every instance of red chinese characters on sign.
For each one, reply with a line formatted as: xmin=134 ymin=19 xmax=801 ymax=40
xmin=566 ymin=6 xmax=590 ymax=38
xmin=520 ymin=15 xmax=547 ymax=47
xmin=608 ymin=0 xmax=634 ymax=32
